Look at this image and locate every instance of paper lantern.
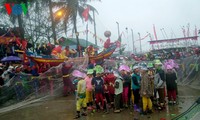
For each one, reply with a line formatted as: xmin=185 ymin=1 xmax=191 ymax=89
xmin=104 ymin=31 xmax=111 ymax=38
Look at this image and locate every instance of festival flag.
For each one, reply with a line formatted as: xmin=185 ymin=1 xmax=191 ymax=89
xmin=16 ymin=38 xmax=21 ymax=46
xmin=115 ymin=35 xmax=121 ymax=48
xmin=21 ymin=40 xmax=28 ymax=50
xmin=82 ymin=7 xmax=90 ymax=21
xmin=136 ymin=33 xmax=149 ymax=41
xmin=4 ymin=3 xmax=12 ymax=15
xmin=116 ymin=40 xmax=121 ymax=48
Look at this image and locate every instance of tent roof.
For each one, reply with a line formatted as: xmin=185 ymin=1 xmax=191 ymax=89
xmin=59 ymin=37 xmax=98 ymax=48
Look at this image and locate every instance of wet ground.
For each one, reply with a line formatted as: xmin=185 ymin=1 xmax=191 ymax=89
xmin=0 ymin=86 xmax=200 ymax=120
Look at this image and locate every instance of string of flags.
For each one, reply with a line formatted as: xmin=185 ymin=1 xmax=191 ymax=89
xmin=136 ymin=33 xmax=150 ymax=41
xmin=67 ymin=30 xmax=105 ymax=44
xmin=66 ymin=29 xmax=150 ymax=45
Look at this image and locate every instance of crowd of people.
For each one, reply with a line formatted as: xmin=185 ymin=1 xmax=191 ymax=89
xmin=71 ymin=59 xmax=178 ymax=119
xmin=131 ymin=47 xmax=200 ymax=62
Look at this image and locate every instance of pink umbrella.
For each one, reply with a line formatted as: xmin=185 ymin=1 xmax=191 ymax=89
xmin=164 ymin=59 xmax=179 ymax=69
xmin=72 ymin=70 xmax=86 ymax=78
xmin=166 ymin=65 xmax=173 ymax=70
xmin=118 ymin=65 xmax=130 ymax=72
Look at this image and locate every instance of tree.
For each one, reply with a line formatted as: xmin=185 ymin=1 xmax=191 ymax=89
xmin=1 ymin=0 xmax=35 ymax=39
xmin=23 ymin=1 xmax=73 ymax=51
xmin=52 ymin=0 xmax=98 ymax=56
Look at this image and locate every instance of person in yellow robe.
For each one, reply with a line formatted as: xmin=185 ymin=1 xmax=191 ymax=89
xmin=60 ymin=46 xmax=77 ymax=59
xmin=85 ymin=45 xmax=95 ymax=56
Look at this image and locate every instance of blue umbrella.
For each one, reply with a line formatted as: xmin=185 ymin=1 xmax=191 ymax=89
xmin=1 ymin=56 xmax=22 ymax=62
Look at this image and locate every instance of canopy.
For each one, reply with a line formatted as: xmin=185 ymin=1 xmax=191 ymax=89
xmin=1 ymin=56 xmax=22 ymax=62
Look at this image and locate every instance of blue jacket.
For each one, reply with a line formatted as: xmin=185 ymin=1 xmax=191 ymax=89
xmin=131 ymin=73 xmax=141 ymax=90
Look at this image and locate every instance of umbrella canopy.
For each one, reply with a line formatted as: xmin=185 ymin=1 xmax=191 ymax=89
xmin=1 ymin=56 xmax=22 ymax=62
xmin=118 ymin=64 xmax=130 ymax=72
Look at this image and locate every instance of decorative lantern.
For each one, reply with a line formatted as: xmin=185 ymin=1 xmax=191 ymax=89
xmin=104 ymin=31 xmax=111 ymax=38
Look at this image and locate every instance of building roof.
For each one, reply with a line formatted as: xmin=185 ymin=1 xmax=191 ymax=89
xmin=58 ymin=37 xmax=98 ymax=48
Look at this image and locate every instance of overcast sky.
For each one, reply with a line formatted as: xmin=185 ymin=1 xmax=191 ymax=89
xmin=78 ymin=0 xmax=200 ymax=52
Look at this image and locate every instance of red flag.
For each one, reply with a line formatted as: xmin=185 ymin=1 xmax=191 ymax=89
xmin=4 ymin=3 xmax=12 ymax=15
xmin=16 ymin=38 xmax=21 ymax=45
xmin=21 ymin=40 xmax=27 ymax=50
xmin=23 ymin=52 xmax=29 ymax=64
xmin=115 ymin=40 xmax=121 ymax=48
xmin=82 ymin=7 xmax=90 ymax=21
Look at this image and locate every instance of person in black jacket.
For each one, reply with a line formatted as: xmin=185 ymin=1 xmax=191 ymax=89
xmin=165 ymin=65 xmax=177 ymax=104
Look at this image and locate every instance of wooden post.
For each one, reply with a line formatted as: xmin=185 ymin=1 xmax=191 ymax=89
xmin=49 ymin=78 xmax=54 ymax=96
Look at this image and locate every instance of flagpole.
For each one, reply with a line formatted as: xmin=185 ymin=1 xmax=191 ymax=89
xmin=131 ymin=29 xmax=135 ymax=53
xmin=116 ymin=22 xmax=121 ymax=55
xmin=138 ymin=32 xmax=142 ymax=53
xmin=86 ymin=23 xmax=88 ymax=47
xmin=93 ymin=10 xmax=97 ymax=47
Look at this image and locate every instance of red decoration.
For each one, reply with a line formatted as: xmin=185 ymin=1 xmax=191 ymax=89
xmin=4 ymin=3 xmax=12 ymax=15
xmin=82 ymin=7 xmax=90 ymax=21
xmin=116 ymin=40 xmax=121 ymax=48
xmin=104 ymin=38 xmax=111 ymax=49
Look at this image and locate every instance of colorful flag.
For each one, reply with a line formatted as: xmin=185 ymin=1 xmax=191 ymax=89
xmin=116 ymin=40 xmax=121 ymax=48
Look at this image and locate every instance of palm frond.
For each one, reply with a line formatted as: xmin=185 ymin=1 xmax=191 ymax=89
xmin=85 ymin=4 xmax=99 ymax=14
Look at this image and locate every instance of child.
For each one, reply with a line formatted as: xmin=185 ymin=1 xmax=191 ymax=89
xmin=72 ymin=70 xmax=87 ymax=119
xmin=131 ymin=66 xmax=141 ymax=112
xmin=120 ymin=69 xmax=131 ymax=108
xmin=140 ymin=67 xmax=153 ymax=115
xmin=85 ymin=69 xmax=94 ymax=110
xmin=165 ymin=65 xmax=177 ymax=104
xmin=92 ymin=65 xmax=105 ymax=111
xmin=104 ymin=70 xmax=115 ymax=108
xmin=113 ymin=71 xmax=123 ymax=113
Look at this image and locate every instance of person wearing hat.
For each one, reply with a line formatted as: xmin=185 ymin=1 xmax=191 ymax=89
xmin=72 ymin=70 xmax=87 ymax=119
xmin=165 ymin=65 xmax=177 ymax=104
xmin=85 ymin=69 xmax=94 ymax=110
xmin=113 ymin=71 xmax=123 ymax=113
xmin=131 ymin=65 xmax=141 ymax=112
xmin=119 ymin=68 xmax=131 ymax=108
xmin=154 ymin=59 xmax=166 ymax=110
xmin=92 ymin=65 xmax=105 ymax=111
xmin=140 ymin=67 xmax=153 ymax=115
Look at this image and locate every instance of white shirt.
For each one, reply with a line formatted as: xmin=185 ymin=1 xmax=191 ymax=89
xmin=115 ymin=78 xmax=123 ymax=95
